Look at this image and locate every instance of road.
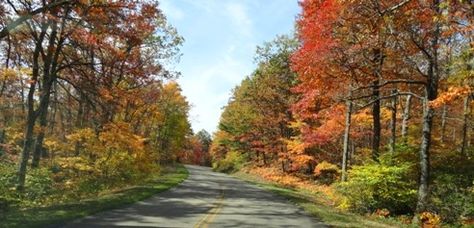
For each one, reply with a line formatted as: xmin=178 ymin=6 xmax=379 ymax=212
xmin=64 ymin=165 xmax=325 ymax=228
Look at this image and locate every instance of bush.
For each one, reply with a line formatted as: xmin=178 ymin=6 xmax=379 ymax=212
xmin=429 ymin=174 xmax=474 ymax=224
xmin=336 ymin=161 xmax=417 ymax=214
xmin=313 ymin=161 xmax=340 ymax=185
xmin=0 ymin=162 xmax=54 ymax=209
xmin=212 ymin=150 xmax=247 ymax=173
xmin=428 ymin=150 xmax=474 ymax=224
xmin=0 ymin=163 xmax=19 ymax=210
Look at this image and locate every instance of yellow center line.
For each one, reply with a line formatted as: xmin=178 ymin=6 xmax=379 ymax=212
xmin=194 ymin=187 xmax=225 ymax=228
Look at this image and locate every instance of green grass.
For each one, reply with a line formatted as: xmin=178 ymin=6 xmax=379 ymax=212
xmin=233 ymin=171 xmax=412 ymax=228
xmin=0 ymin=164 xmax=189 ymax=228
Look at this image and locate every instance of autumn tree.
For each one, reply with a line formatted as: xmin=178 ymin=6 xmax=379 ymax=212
xmin=0 ymin=0 xmax=186 ymax=191
xmin=213 ymin=35 xmax=298 ymax=171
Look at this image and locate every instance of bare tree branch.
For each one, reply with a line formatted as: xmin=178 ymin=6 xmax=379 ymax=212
xmin=0 ymin=0 xmax=73 ymax=40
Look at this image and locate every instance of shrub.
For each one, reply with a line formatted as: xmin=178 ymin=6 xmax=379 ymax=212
xmin=313 ymin=161 xmax=340 ymax=184
xmin=23 ymin=167 xmax=54 ymax=201
xmin=0 ymin=163 xmax=17 ymax=211
xmin=212 ymin=150 xmax=247 ymax=173
xmin=336 ymin=161 xmax=417 ymax=214
xmin=429 ymin=150 xmax=474 ymax=224
xmin=0 ymin=163 xmax=54 ymax=209
xmin=65 ymin=124 xmax=156 ymax=183
xmin=429 ymin=174 xmax=474 ymax=223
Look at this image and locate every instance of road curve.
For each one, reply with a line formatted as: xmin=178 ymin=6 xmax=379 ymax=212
xmin=63 ymin=165 xmax=325 ymax=228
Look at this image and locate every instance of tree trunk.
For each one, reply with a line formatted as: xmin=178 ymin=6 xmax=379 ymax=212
xmin=372 ymin=49 xmax=383 ymax=161
xmin=31 ymin=81 xmax=53 ymax=168
xmin=416 ymin=98 xmax=435 ymax=214
xmin=401 ymin=95 xmax=412 ymax=141
xmin=440 ymin=104 xmax=447 ymax=143
xmin=17 ymin=23 xmax=49 ymax=190
xmin=460 ymin=96 xmax=471 ymax=156
xmin=341 ymin=91 xmax=353 ymax=182
xmin=372 ymin=82 xmax=381 ymax=161
xmin=0 ymin=129 xmax=5 ymax=155
xmin=390 ymin=89 xmax=398 ymax=153
xmin=415 ymin=1 xmax=440 ymax=214
xmin=32 ymin=21 xmax=61 ymax=168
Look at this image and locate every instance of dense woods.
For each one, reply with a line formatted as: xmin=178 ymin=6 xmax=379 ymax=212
xmin=0 ymin=0 xmax=212 ymax=216
xmin=212 ymin=0 xmax=473 ymax=225
xmin=1 ymin=0 xmax=473 ymax=227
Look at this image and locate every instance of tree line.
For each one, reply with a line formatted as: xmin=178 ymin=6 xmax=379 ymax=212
xmin=211 ymin=0 xmax=473 ymax=224
xmin=0 ymin=0 xmax=211 ymax=210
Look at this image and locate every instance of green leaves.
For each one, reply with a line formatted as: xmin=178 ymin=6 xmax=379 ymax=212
xmin=336 ymin=162 xmax=417 ymax=214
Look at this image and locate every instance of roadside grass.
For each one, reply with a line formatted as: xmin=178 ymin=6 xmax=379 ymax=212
xmin=0 ymin=164 xmax=188 ymax=228
xmin=233 ymin=171 xmax=412 ymax=228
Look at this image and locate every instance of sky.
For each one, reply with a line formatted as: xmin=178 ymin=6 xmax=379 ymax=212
xmin=160 ymin=0 xmax=300 ymax=134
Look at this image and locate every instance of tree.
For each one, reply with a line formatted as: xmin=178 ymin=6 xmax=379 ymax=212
xmin=0 ymin=0 xmax=185 ymax=190
xmin=212 ymin=35 xmax=298 ymax=170
xmin=196 ymin=130 xmax=212 ymax=154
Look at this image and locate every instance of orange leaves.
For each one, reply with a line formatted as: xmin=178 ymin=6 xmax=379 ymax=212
xmin=292 ymin=0 xmax=343 ymax=80
xmin=242 ymin=166 xmax=337 ymax=204
xmin=430 ymin=86 xmax=472 ymax=108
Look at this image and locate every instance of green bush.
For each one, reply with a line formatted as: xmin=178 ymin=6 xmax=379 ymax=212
xmin=212 ymin=150 xmax=247 ymax=173
xmin=427 ymin=148 xmax=474 ymax=224
xmin=0 ymin=162 xmax=55 ymax=209
xmin=336 ymin=161 xmax=417 ymax=214
xmin=24 ymin=167 xmax=54 ymax=201
xmin=430 ymin=174 xmax=474 ymax=223
xmin=0 ymin=163 xmax=20 ymax=210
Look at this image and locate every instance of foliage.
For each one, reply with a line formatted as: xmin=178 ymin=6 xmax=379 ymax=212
xmin=429 ymin=174 xmax=474 ymax=224
xmin=63 ymin=123 xmax=155 ymax=184
xmin=0 ymin=165 xmax=188 ymax=228
xmin=234 ymin=169 xmax=407 ymax=228
xmin=313 ymin=161 xmax=340 ymax=185
xmin=0 ymin=162 xmax=54 ymax=209
xmin=211 ymin=35 xmax=298 ymax=170
xmin=418 ymin=212 xmax=441 ymax=227
xmin=336 ymin=161 xmax=417 ymax=215
xmin=212 ymin=151 xmax=248 ymax=173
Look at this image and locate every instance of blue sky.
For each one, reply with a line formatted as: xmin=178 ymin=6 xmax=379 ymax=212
xmin=160 ymin=0 xmax=300 ymax=134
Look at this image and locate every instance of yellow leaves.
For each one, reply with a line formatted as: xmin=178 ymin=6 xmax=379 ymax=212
xmin=44 ymin=138 xmax=62 ymax=153
xmin=352 ymin=109 xmax=372 ymax=127
xmin=419 ymin=212 xmax=442 ymax=227
xmin=62 ymin=121 xmax=155 ymax=177
xmin=0 ymin=67 xmax=32 ymax=84
xmin=285 ymin=137 xmax=307 ymax=155
xmin=99 ymin=122 xmax=145 ymax=153
xmin=56 ymin=157 xmax=93 ymax=172
xmin=314 ymin=161 xmax=339 ymax=176
xmin=0 ymin=68 xmax=17 ymax=81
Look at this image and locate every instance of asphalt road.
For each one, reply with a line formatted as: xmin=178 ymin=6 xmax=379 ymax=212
xmin=64 ymin=165 xmax=325 ymax=228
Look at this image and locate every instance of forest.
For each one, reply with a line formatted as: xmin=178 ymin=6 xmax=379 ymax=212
xmin=211 ymin=0 xmax=473 ymax=226
xmin=0 ymin=0 xmax=473 ymax=227
xmin=0 ymin=1 xmax=211 ymax=225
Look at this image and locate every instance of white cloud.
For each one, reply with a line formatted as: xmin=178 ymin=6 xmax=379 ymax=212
xmin=160 ymin=0 xmax=298 ymax=134
xmin=160 ymin=1 xmax=185 ymax=21
xmin=225 ymin=2 xmax=253 ymax=37
xmin=177 ymin=47 xmax=253 ymax=133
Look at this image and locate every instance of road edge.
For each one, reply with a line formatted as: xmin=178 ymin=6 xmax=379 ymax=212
xmin=2 ymin=164 xmax=189 ymax=228
xmin=231 ymin=170 xmax=408 ymax=228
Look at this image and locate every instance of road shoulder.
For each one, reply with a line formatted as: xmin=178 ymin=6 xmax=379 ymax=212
xmin=1 ymin=164 xmax=189 ymax=228
xmin=232 ymin=170 xmax=408 ymax=228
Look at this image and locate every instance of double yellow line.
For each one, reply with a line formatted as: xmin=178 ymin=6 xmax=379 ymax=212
xmin=194 ymin=187 xmax=225 ymax=228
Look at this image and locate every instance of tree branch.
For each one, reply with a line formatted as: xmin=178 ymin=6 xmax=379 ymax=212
xmin=0 ymin=0 xmax=73 ymax=40
xmin=354 ymin=79 xmax=426 ymax=91
xmin=354 ymin=91 xmax=423 ymax=110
